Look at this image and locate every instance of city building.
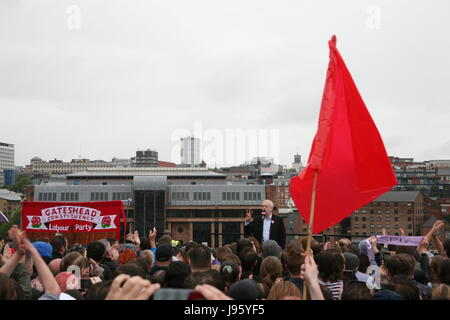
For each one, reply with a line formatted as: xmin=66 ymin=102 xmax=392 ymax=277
xmin=349 ymin=191 xmax=440 ymax=238
xmin=132 ymin=149 xmax=158 ymax=167
xmin=292 ymin=153 xmax=303 ymax=173
xmin=30 ymin=167 xmax=270 ymax=246
xmin=25 ymin=157 xmax=115 ymax=179
xmin=180 ymin=137 xmax=201 ymax=166
xmin=0 ymin=142 xmax=15 ymax=187
xmin=0 ymin=189 xmax=22 ymax=214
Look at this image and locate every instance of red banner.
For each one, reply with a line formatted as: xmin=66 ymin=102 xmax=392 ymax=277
xmin=22 ymin=201 xmax=125 ymax=240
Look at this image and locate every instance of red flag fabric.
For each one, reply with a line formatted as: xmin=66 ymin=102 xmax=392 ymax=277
xmin=290 ymin=35 xmax=397 ymax=234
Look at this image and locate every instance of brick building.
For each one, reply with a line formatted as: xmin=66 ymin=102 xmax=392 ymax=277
xmin=350 ymin=191 xmax=439 ymax=237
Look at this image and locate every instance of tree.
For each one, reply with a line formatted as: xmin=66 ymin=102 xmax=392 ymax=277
xmin=5 ymin=174 xmax=32 ymax=194
xmin=0 ymin=206 xmax=22 ymax=240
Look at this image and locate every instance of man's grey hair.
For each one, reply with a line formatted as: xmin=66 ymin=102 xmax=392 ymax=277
xmin=263 ymin=199 xmax=274 ymax=209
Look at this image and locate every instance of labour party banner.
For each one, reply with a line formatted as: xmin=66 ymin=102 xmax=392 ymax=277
xmin=22 ymin=201 xmax=125 ymax=238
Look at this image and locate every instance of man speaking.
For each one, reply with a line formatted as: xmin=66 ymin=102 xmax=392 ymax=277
xmin=244 ymin=199 xmax=286 ymax=249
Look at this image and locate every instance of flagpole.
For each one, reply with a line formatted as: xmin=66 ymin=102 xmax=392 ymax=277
xmin=303 ymin=169 xmax=318 ymax=300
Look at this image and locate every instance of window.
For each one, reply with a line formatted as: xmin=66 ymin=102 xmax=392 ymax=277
xmin=43 ymin=193 xmax=47 ymax=201
xmin=386 ymin=224 xmax=390 ymax=229
xmin=377 ymin=217 xmax=382 ymax=222
xmin=354 ymin=224 xmax=359 ymax=228
xmin=408 ymin=224 xmax=412 ymax=230
xmin=354 ymin=217 xmax=359 ymax=221
xmin=112 ymin=192 xmax=116 ymax=200
xmin=385 ymin=217 xmax=390 ymax=222
xmin=91 ymin=193 xmax=95 ymax=201
xmin=370 ymin=224 xmax=375 ymax=229
xmin=257 ymin=193 xmax=261 ymax=200
xmin=222 ymin=192 xmax=226 ymax=201
xmin=231 ymin=192 xmax=235 ymax=201
xmin=99 ymin=193 xmax=104 ymax=201
xmin=70 ymin=193 xmax=75 ymax=201
xmin=75 ymin=193 xmax=79 ymax=201
xmin=370 ymin=210 xmax=374 ymax=214
xmin=377 ymin=210 xmax=381 ymax=214
xmin=244 ymin=192 xmax=248 ymax=200
xmin=377 ymin=224 xmax=382 ymax=228
xmin=362 ymin=224 xmax=366 ymax=229
xmin=362 ymin=210 xmax=366 ymax=214
xmin=394 ymin=224 xmax=399 ymax=229
xmin=363 ymin=232 xmax=367 ymax=236
xmin=395 ymin=232 xmax=399 ymax=236
xmin=362 ymin=217 xmax=366 ymax=222
xmin=386 ymin=210 xmax=390 ymax=214
xmin=408 ymin=217 xmax=412 ymax=222
xmin=394 ymin=210 xmax=398 ymax=214
xmin=408 ymin=232 xmax=413 ymax=236
xmin=61 ymin=193 xmax=65 ymax=201
xmin=207 ymin=193 xmax=210 ymax=201
xmin=394 ymin=217 xmax=398 ymax=222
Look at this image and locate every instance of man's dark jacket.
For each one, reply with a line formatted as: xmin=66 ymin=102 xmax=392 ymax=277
xmin=244 ymin=214 xmax=286 ymax=249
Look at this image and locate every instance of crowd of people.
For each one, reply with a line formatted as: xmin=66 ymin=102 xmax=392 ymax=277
xmin=0 ymin=218 xmax=449 ymax=300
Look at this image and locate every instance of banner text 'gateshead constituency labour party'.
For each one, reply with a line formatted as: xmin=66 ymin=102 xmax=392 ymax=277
xmin=22 ymin=201 xmax=124 ymax=235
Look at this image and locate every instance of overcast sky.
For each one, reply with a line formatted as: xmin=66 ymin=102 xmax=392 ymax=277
xmin=1 ymin=0 xmax=449 ymax=167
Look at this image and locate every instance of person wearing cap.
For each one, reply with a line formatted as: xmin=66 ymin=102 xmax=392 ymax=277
xmin=149 ymin=244 xmax=173 ymax=276
xmin=244 ymin=199 xmax=286 ymax=249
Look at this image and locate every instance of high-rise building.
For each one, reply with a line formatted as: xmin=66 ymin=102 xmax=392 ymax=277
xmin=0 ymin=142 xmax=15 ymax=187
xmin=132 ymin=149 xmax=158 ymax=167
xmin=292 ymin=153 xmax=302 ymax=172
xmin=181 ymin=137 xmax=201 ymax=166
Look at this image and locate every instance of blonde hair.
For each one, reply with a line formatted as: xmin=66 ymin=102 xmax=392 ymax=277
xmin=267 ymin=280 xmax=302 ymax=300
xmin=432 ymin=284 xmax=450 ymax=300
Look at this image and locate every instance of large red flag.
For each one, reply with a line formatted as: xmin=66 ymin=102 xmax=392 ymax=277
xmin=290 ymin=35 xmax=397 ymax=234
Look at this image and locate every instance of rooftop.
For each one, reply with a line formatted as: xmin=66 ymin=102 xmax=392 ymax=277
xmin=66 ymin=167 xmax=225 ymax=178
xmin=0 ymin=189 xmax=22 ymax=201
xmin=374 ymin=191 xmax=421 ymax=202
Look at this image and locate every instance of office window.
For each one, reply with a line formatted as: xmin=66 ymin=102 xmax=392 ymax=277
xmin=112 ymin=192 xmax=116 ymax=200
xmin=61 ymin=193 xmax=65 ymax=201
xmin=91 ymin=193 xmax=95 ymax=201
xmin=105 ymin=193 xmax=108 ymax=201
xmin=257 ymin=193 xmax=261 ymax=200
xmin=70 ymin=193 xmax=75 ymax=201
xmin=75 ymin=193 xmax=79 ymax=201
xmin=99 ymin=193 xmax=104 ymax=201
xmin=206 ymin=193 xmax=210 ymax=201
xmin=236 ymin=193 xmax=239 ymax=201
xmin=244 ymin=192 xmax=248 ymax=200
xmin=231 ymin=192 xmax=235 ymax=201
